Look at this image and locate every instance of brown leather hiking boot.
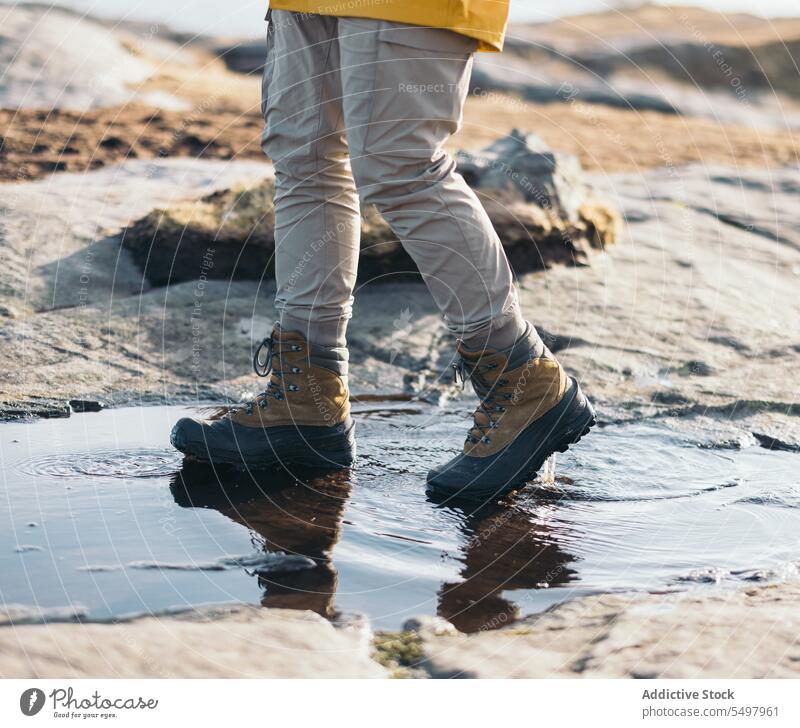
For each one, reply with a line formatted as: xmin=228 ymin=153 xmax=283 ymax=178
xmin=170 ymin=326 xmax=355 ymax=469
xmin=427 ymin=324 xmax=595 ymax=500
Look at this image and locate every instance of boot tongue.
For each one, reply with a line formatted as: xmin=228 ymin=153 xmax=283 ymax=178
xmin=265 ymin=325 xmax=305 ymax=386
xmin=456 ymin=342 xmax=508 ymax=391
xmin=456 ymin=341 xmax=498 ymax=361
xmin=270 ymin=325 xmax=308 ymax=374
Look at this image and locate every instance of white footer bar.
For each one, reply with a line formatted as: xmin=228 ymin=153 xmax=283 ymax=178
xmin=1 ymin=679 xmax=797 ymax=727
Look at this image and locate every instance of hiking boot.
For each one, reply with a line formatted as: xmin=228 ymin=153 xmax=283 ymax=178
xmin=170 ymin=326 xmax=355 ymax=469
xmin=427 ymin=324 xmax=595 ymax=500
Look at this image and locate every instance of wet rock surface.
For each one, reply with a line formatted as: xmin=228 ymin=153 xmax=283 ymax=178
xmin=0 ymin=398 xmax=71 ymax=421
xmin=68 ymin=399 xmax=104 ymax=413
xmin=4 ymin=584 xmax=798 ymax=678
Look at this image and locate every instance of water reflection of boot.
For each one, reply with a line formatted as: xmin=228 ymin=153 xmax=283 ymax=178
xmin=437 ymin=503 xmax=576 ymax=633
xmin=171 ymin=464 xmax=352 ymax=619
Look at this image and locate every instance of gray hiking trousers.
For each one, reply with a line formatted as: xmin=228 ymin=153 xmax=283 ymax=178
xmin=261 ymin=10 xmax=525 ymax=349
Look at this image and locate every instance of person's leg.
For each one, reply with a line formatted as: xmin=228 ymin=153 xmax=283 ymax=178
xmin=336 ymin=20 xmax=595 ymax=496
xmin=262 ymin=10 xmax=360 ymax=351
xmin=337 ymin=19 xmax=526 ymax=352
xmin=171 ymin=11 xmax=357 ymax=469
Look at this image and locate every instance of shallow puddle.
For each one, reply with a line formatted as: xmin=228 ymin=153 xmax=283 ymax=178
xmin=2 ymin=404 xmax=799 ymax=632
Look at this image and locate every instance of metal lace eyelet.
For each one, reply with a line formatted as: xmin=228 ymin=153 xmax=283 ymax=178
xmin=291 ymin=345 xmax=302 ymax=351
xmin=482 ymin=436 xmax=491 ymax=444
xmin=292 ymin=367 xmax=302 ymax=373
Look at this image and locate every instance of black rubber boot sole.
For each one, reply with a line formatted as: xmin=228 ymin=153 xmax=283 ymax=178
xmin=426 ymin=377 xmax=596 ymax=502
xmin=170 ymin=416 xmax=356 ymax=471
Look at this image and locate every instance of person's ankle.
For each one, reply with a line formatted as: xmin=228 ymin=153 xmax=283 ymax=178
xmin=460 ymin=313 xmax=530 ymax=353
xmin=277 ymin=315 xmax=349 ymax=375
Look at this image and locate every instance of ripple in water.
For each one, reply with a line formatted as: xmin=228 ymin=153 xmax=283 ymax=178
xmin=127 ymin=552 xmax=317 ymax=574
xmin=17 ymin=448 xmax=182 ymax=480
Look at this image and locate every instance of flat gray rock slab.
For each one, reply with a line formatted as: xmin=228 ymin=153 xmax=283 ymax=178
xmin=417 ymin=583 xmax=800 ymax=678
xmin=0 ymin=606 xmax=387 ymax=678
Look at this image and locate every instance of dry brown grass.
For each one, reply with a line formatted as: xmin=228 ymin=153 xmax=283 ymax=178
xmin=2 ymin=89 xmax=797 ymax=181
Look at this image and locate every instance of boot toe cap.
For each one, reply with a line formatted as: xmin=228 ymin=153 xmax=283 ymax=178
xmin=426 ymin=451 xmax=521 ymax=502
xmin=170 ymin=417 xmax=209 ymax=455
xmin=426 ymin=456 xmax=483 ymax=499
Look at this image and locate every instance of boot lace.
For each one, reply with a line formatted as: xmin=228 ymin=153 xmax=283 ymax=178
xmin=246 ymin=335 xmax=304 ymax=414
xmin=453 ymin=358 xmax=514 ymax=445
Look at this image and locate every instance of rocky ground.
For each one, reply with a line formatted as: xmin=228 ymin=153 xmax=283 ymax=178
xmin=1 ymin=3 xmax=799 ymax=678
xmin=2 ymin=157 xmax=797 ymax=445
xmin=5 ymin=583 xmax=799 ymax=678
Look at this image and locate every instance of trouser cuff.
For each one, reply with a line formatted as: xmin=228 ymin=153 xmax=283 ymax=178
xmin=277 ymin=313 xmax=349 ymax=375
xmin=460 ymin=309 xmax=528 ymax=352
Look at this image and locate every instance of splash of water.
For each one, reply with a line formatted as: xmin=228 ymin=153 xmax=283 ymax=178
xmin=540 ymin=453 xmax=557 ymax=485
